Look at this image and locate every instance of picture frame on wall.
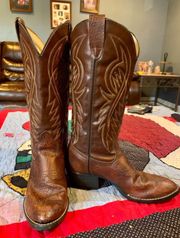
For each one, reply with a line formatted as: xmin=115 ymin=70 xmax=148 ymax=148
xmin=80 ymin=0 xmax=99 ymax=14
xmin=50 ymin=0 xmax=71 ymax=29
xmin=9 ymin=0 xmax=33 ymax=13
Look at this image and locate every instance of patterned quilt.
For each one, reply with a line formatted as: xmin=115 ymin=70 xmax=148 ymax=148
xmin=0 ymin=106 xmax=179 ymax=238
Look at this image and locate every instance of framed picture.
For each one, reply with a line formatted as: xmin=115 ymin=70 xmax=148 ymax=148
xmin=9 ymin=0 xmax=33 ymax=13
xmin=50 ymin=0 xmax=71 ymax=29
xmin=80 ymin=0 xmax=99 ymax=14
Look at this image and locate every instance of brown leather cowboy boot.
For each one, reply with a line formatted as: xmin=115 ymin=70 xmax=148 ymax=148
xmin=68 ymin=15 xmax=179 ymax=203
xmin=16 ymin=18 xmax=71 ymax=230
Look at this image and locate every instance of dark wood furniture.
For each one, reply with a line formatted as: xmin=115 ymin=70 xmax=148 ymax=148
xmin=139 ymin=73 xmax=180 ymax=111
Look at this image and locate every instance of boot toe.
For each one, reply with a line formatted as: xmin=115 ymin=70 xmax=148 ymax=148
xmin=24 ymin=192 xmax=68 ymax=231
xmin=127 ymin=173 xmax=179 ymax=203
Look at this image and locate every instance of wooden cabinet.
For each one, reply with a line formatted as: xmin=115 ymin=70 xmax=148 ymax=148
xmin=139 ymin=73 xmax=180 ymax=111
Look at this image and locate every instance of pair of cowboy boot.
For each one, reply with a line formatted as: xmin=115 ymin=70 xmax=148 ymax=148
xmin=16 ymin=15 xmax=179 ymax=231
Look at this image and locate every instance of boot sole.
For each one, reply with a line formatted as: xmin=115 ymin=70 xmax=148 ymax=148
xmin=69 ymin=172 xmax=179 ymax=203
xmin=23 ymin=199 xmax=69 ymax=231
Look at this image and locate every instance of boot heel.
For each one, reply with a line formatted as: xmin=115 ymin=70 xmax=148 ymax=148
xmin=69 ymin=172 xmax=106 ymax=190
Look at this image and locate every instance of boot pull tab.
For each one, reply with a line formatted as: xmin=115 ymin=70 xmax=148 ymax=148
xmin=89 ymin=14 xmax=105 ymax=59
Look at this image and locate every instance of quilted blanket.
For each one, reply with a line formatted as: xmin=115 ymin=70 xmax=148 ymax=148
xmin=0 ymin=106 xmax=179 ymax=238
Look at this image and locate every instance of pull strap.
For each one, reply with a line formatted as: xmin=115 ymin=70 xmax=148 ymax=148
xmin=89 ymin=14 xmax=105 ymax=59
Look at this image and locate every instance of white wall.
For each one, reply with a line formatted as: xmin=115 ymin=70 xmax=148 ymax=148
xmin=0 ymin=0 xmax=169 ymax=63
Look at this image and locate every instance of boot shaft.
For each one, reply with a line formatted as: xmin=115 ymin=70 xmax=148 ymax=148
xmin=16 ymin=18 xmax=71 ymax=144
xmin=71 ymin=15 xmax=137 ymax=157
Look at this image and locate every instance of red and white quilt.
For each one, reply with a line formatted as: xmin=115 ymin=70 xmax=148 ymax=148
xmin=0 ymin=106 xmax=179 ymax=238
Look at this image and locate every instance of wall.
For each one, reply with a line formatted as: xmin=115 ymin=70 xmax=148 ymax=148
xmin=0 ymin=0 xmax=169 ymax=63
xmin=0 ymin=0 xmax=51 ymax=42
xmin=162 ymin=0 xmax=180 ymax=74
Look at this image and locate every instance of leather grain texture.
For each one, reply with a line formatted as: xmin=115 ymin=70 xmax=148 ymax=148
xmin=69 ymin=15 xmax=179 ymax=203
xmin=0 ymin=41 xmax=26 ymax=102
xmin=16 ymin=18 xmax=71 ymax=230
